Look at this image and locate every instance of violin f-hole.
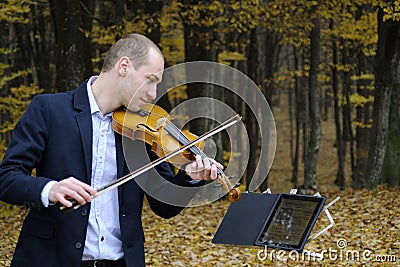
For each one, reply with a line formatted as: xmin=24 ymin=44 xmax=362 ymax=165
xmin=137 ymin=123 xmax=157 ymax=133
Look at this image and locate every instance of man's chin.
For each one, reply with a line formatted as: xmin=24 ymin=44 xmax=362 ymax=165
xmin=125 ymin=105 xmax=140 ymax=113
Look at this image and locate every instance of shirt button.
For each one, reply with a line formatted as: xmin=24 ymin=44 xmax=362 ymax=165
xmin=75 ymin=242 xmax=82 ymax=249
xmin=81 ymin=209 xmax=87 ymax=216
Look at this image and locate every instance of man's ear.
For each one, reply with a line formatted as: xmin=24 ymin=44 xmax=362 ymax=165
xmin=117 ymin=56 xmax=130 ymax=76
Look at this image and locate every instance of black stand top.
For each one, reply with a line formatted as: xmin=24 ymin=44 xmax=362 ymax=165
xmin=212 ymin=192 xmax=326 ymax=252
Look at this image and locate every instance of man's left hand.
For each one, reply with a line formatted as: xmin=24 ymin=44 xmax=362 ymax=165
xmin=184 ymin=155 xmax=223 ymax=181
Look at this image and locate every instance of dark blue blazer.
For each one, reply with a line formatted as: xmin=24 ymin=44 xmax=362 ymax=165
xmin=0 ymin=82 xmax=197 ymax=267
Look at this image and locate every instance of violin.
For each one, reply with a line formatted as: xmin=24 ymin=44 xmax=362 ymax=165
xmin=60 ymin=104 xmax=241 ymax=212
xmin=112 ymin=104 xmax=241 ymax=201
xmin=112 ymin=104 xmax=205 ymax=165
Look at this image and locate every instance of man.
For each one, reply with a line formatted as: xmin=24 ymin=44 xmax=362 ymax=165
xmin=0 ymin=33 xmax=220 ymax=267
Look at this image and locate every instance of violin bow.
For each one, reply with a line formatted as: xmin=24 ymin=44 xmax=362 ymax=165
xmin=60 ymin=114 xmax=242 ymax=212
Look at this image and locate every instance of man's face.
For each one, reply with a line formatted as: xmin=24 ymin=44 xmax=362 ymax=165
xmin=122 ymin=48 xmax=164 ymax=112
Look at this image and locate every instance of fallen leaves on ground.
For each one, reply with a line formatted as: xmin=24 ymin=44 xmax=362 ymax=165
xmin=142 ymin=184 xmax=399 ymax=267
xmin=0 ymin=185 xmax=399 ymax=267
xmin=0 ymin=204 xmax=25 ymax=267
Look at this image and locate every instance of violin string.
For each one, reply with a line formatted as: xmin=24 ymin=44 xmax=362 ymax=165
xmin=164 ymin=121 xmax=225 ymax=176
xmin=142 ymin=109 xmax=193 ymax=150
xmin=136 ymin=108 xmax=208 ymax=159
xmin=145 ymin=109 xmax=225 ymax=176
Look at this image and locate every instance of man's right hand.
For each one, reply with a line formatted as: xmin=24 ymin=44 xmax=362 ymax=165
xmin=49 ymin=177 xmax=97 ymax=207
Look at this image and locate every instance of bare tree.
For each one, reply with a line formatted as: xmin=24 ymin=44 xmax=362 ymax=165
xmin=51 ymin=0 xmax=92 ymax=91
xmin=365 ymin=8 xmax=400 ymax=188
xmin=302 ymin=16 xmax=321 ymax=191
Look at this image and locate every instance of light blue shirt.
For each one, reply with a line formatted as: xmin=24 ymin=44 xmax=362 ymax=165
xmin=82 ymin=76 xmax=123 ymax=260
xmin=41 ymin=76 xmax=123 ymax=260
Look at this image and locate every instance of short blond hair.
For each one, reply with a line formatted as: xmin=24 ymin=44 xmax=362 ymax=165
xmin=101 ymin=33 xmax=163 ymax=72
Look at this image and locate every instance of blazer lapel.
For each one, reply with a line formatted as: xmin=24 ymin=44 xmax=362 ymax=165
xmin=115 ymin=133 xmax=126 ymax=205
xmin=73 ymin=82 xmax=93 ymax=184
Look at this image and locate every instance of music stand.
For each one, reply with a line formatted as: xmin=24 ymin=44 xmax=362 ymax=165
xmin=212 ymin=191 xmax=327 ymax=252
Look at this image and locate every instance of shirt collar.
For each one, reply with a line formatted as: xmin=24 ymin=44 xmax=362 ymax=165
xmin=87 ymin=76 xmax=100 ymax=115
xmin=86 ymin=76 xmax=112 ymax=118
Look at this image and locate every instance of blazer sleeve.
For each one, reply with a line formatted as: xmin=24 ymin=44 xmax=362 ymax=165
xmin=0 ymin=96 xmax=53 ymax=208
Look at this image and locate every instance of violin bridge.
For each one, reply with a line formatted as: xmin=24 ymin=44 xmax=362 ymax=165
xmin=156 ymin=118 xmax=169 ymax=129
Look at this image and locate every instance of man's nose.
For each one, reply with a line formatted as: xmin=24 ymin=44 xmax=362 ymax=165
xmin=147 ymin=84 xmax=157 ymax=100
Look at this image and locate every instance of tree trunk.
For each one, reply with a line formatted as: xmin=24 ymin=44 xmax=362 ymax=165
xmin=14 ymin=2 xmax=54 ymax=92
xmin=382 ymin=17 xmax=400 ymax=187
xmin=144 ymin=0 xmax=162 ymax=46
xmin=365 ymin=9 xmax=398 ymax=188
xmin=81 ymin=0 xmax=95 ymax=76
xmin=145 ymin=0 xmax=171 ymax=112
xmin=339 ymin=46 xmax=356 ymax=188
xmin=53 ymin=0 xmax=90 ymax=91
xmin=245 ymin=29 xmax=260 ymax=190
xmin=384 ymin=79 xmax=400 ymax=186
xmin=183 ymin=20 xmax=222 ymax=163
xmin=301 ymin=52 xmax=309 ymax=168
xmin=288 ymin=57 xmax=294 ymax=184
xmin=354 ymin=52 xmax=374 ymax=188
xmin=292 ymin=46 xmax=301 ymax=188
xmin=332 ymin=38 xmax=345 ymax=190
xmin=303 ymin=17 xmax=321 ymax=191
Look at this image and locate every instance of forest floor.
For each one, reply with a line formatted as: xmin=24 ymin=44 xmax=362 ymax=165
xmin=1 ymin=98 xmax=399 ymax=266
